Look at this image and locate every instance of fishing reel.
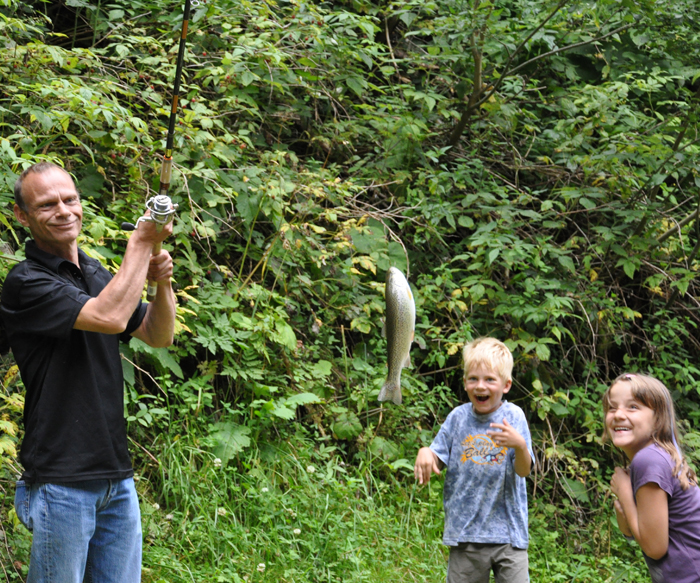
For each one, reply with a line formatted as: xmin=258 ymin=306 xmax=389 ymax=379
xmin=121 ymin=195 xmax=179 ymax=232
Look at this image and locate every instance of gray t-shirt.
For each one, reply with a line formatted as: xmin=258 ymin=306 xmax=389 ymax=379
xmin=630 ymin=444 xmax=700 ymax=583
xmin=430 ymin=401 xmax=532 ymax=549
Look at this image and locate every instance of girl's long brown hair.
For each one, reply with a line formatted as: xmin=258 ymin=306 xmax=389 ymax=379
xmin=603 ymin=373 xmax=697 ymax=490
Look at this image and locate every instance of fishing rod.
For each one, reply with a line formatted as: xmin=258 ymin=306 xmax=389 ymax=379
xmin=124 ymin=0 xmax=204 ymax=299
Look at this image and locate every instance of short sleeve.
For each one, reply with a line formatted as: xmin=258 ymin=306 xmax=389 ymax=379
xmin=631 ymin=446 xmax=675 ymax=497
xmin=511 ymin=407 xmax=533 ymax=458
xmin=430 ymin=409 xmax=457 ymax=466
xmin=121 ymin=301 xmax=148 ymax=342
xmin=1 ymin=269 xmax=90 ymax=339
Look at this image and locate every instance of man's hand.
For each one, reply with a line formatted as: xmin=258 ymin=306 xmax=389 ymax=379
xmin=414 ymin=447 xmax=441 ymax=485
xmin=131 ymin=210 xmax=174 ymax=248
xmin=147 ymin=250 xmax=173 ymax=283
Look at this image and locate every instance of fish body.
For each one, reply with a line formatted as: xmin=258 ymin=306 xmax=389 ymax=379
xmin=378 ymin=267 xmax=416 ymax=405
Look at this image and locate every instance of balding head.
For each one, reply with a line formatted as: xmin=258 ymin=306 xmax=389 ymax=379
xmin=14 ymin=162 xmax=71 ymax=211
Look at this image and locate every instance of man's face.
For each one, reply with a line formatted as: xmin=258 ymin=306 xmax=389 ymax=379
xmin=14 ymin=167 xmax=83 ymax=257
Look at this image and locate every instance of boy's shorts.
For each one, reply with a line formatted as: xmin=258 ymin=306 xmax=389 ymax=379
xmin=447 ymin=542 xmax=529 ymax=583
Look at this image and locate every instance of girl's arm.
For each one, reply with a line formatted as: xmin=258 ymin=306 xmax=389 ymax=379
xmin=611 ymin=468 xmax=669 ymax=559
xmin=613 ymin=499 xmax=632 ymax=537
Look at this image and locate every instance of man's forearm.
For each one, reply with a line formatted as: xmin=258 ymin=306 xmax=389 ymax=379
xmin=134 ymin=281 xmax=176 ymax=347
xmin=74 ymin=236 xmax=156 ymax=333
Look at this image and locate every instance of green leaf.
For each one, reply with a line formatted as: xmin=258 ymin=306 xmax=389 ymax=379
xmin=211 ymin=422 xmax=251 ymax=464
xmin=616 ymin=258 xmax=636 ymax=279
xmin=271 ymin=402 xmax=295 ymax=419
xmin=550 ymin=402 xmax=569 ymax=417
xmin=310 ymin=360 xmax=333 ymax=378
xmin=558 ymin=255 xmax=575 ymax=273
xmin=129 ymin=340 xmax=184 ymax=379
xmin=274 ymin=320 xmax=297 ymax=350
xmin=369 ymin=436 xmax=399 ymax=461
xmin=346 ymin=77 xmax=365 ymax=97
xmin=285 ymin=392 xmax=322 ymax=407
xmin=332 ymin=411 xmax=362 ymax=440
xmin=535 ymin=343 xmax=551 ymax=361
xmin=561 ymin=477 xmax=590 ymax=503
xmin=241 ymin=71 xmax=257 ymax=86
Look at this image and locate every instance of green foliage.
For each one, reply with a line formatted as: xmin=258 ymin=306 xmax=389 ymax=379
xmin=5 ymin=0 xmax=700 ymax=578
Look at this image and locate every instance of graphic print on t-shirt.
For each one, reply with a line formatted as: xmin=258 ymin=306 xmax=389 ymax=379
xmin=460 ymin=434 xmax=507 ymax=465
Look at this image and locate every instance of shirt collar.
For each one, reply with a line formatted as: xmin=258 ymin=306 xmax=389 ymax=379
xmin=470 ymin=400 xmax=507 ymax=422
xmin=25 ymin=240 xmax=99 ymax=277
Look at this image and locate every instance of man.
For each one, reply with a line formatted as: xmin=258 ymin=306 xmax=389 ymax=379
xmin=0 ymin=161 xmax=176 ymax=583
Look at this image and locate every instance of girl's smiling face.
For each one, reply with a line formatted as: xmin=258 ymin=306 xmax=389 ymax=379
xmin=605 ymin=382 xmax=656 ymax=459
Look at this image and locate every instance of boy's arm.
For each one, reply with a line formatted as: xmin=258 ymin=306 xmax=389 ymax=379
xmin=487 ymin=419 xmax=531 ymax=477
xmin=414 ymin=447 xmax=444 ymax=485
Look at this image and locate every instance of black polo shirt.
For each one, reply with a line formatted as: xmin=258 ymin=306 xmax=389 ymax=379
xmin=0 ymin=240 xmax=147 ymax=482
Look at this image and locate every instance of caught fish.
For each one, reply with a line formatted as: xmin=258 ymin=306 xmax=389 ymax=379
xmin=378 ymin=267 xmax=416 ymax=405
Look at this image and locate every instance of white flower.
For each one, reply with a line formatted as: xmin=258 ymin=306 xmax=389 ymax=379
xmin=165 ymin=514 xmax=174 ymax=521
xmin=213 ymin=458 xmax=222 ymax=468
xmin=261 ymin=487 xmax=269 ymax=493
xmin=257 ymin=563 xmax=266 ymax=573
xmin=217 ymin=508 xmax=226 ymax=516
xmin=152 ymin=503 xmax=160 ymax=510
xmin=306 ymin=465 xmax=315 ymax=474
xmin=293 ymin=528 xmax=301 ymax=535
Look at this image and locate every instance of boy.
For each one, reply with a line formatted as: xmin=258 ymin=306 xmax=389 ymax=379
xmin=414 ymin=337 xmax=532 ymax=583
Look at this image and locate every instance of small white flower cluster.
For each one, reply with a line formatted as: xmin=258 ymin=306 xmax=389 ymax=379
xmin=257 ymin=563 xmax=266 ymax=573
xmin=213 ymin=458 xmax=222 ymax=468
xmin=152 ymin=503 xmax=160 ymax=510
xmin=261 ymin=487 xmax=269 ymax=493
xmin=306 ymin=465 xmax=315 ymax=474
xmin=293 ymin=528 xmax=301 ymax=535
xmin=217 ymin=508 xmax=226 ymax=517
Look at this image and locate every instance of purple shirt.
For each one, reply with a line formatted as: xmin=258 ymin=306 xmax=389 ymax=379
xmin=630 ymin=444 xmax=700 ymax=583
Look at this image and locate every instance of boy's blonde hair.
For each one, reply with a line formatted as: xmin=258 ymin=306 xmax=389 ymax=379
xmin=602 ymin=373 xmax=697 ymax=490
xmin=462 ymin=337 xmax=513 ymax=384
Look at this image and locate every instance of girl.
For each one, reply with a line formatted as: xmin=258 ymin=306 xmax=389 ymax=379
xmin=604 ymin=373 xmax=700 ymax=582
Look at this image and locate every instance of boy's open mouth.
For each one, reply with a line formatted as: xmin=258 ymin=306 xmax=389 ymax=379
xmin=476 ymin=395 xmax=489 ymax=402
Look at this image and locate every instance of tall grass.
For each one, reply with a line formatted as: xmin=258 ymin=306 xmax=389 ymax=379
xmin=1 ymin=428 xmax=649 ymax=582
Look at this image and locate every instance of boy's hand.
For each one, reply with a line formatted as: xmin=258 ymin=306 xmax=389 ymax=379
xmin=487 ymin=419 xmax=526 ymax=450
xmin=488 ymin=419 xmax=531 ymax=477
xmin=414 ymin=447 xmax=441 ymax=485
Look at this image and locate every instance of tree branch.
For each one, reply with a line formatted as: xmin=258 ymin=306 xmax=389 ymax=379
xmin=448 ymin=19 xmax=636 ymax=146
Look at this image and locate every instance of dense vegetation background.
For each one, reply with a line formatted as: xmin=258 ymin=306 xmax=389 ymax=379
xmin=2 ymin=0 xmax=700 ymax=580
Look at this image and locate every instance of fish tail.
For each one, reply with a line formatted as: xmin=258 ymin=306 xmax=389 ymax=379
xmin=378 ymin=381 xmax=403 ymax=405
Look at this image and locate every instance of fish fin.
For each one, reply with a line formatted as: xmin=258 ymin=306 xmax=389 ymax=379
xmin=378 ymin=381 xmax=403 ymax=405
xmin=404 ymin=354 xmax=412 ymax=369
xmin=381 ymin=319 xmax=386 ymax=338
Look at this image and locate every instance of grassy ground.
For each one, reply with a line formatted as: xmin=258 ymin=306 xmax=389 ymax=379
xmin=0 ymin=434 xmax=649 ymax=583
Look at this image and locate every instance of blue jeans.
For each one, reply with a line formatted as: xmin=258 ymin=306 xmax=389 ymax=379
xmin=15 ymin=478 xmax=142 ymax=583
